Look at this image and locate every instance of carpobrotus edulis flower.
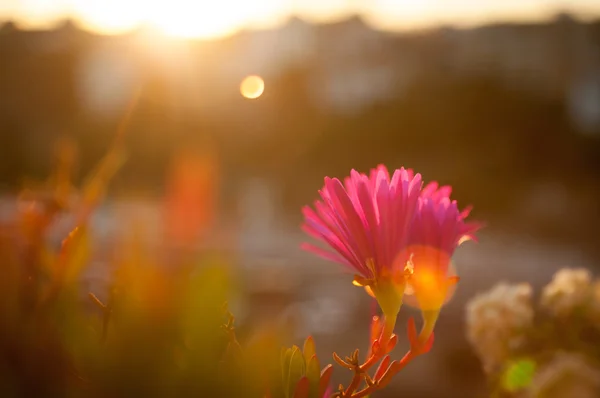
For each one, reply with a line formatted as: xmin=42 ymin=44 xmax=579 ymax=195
xmin=405 ymin=181 xmax=480 ymax=340
xmin=302 ymin=165 xmax=479 ymax=344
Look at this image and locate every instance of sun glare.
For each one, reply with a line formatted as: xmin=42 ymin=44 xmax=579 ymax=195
xmin=240 ymin=76 xmax=265 ymax=99
xmin=71 ymin=0 xmax=284 ymax=39
xmin=71 ymin=0 xmax=143 ymax=33
xmin=402 ymin=250 xmax=459 ymax=311
xmin=146 ymin=1 xmax=240 ymax=39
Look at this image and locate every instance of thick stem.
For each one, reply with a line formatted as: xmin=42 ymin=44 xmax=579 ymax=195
xmin=351 ymin=385 xmax=377 ymax=398
xmin=343 ymin=372 xmax=363 ymax=397
xmin=380 ymin=314 xmax=397 ymax=348
xmin=418 ymin=310 xmax=439 ymax=345
xmin=353 ymin=351 xmax=415 ymax=397
xmin=342 ymin=314 xmax=398 ymax=397
xmin=351 ymin=312 xmax=438 ymax=398
xmin=360 ymin=313 xmax=397 ymax=372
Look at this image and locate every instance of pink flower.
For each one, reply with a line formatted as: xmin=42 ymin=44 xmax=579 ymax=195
xmin=404 ymin=182 xmax=481 ymax=310
xmin=414 ymin=182 xmax=480 ymax=251
xmin=303 ymin=166 xmax=482 ymax=317
xmin=301 ymin=165 xmax=422 ymax=317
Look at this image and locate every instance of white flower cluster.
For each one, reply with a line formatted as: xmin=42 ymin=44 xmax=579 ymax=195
xmin=540 ymin=268 xmax=593 ymax=317
xmin=589 ymin=280 xmax=600 ymax=330
xmin=466 ymin=283 xmax=534 ymax=373
xmin=529 ymin=352 xmax=600 ymax=398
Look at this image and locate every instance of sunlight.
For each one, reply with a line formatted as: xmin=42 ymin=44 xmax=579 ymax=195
xmin=146 ymin=0 xmax=241 ymax=39
xmin=6 ymin=0 xmax=600 ymax=37
xmin=240 ymin=76 xmax=265 ymax=99
xmin=361 ymin=0 xmax=435 ymax=31
xmin=71 ymin=0 xmax=284 ymax=39
xmin=72 ymin=0 xmax=143 ymax=33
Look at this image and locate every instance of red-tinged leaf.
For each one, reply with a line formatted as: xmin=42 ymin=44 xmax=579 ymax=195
xmin=386 ymin=334 xmax=398 ymax=353
xmin=370 ymin=339 xmax=380 ymax=356
xmin=377 ymin=359 xmax=400 ymax=388
xmin=374 ymin=355 xmax=391 ymax=381
xmin=369 ymin=315 xmax=383 ymax=344
xmin=293 ymin=376 xmax=310 ymax=398
xmin=303 ymin=336 xmax=317 ymax=363
xmin=321 ymin=386 xmax=333 ymax=398
xmin=407 ymin=317 xmax=418 ymax=348
xmin=318 ymin=364 xmax=333 ymax=398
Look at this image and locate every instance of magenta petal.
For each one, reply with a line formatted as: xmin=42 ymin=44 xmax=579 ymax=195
xmin=326 ymin=178 xmax=372 ymax=263
xmin=302 ymin=207 xmax=365 ymax=272
xmin=356 ymin=175 xmax=380 ymax=268
xmin=460 ymin=205 xmax=473 ymax=219
xmin=301 ymin=242 xmax=350 ymax=267
xmin=375 ymin=173 xmax=392 ymax=270
xmin=421 ymin=181 xmax=439 ymax=198
xmin=301 ymin=165 xmax=480 ymax=280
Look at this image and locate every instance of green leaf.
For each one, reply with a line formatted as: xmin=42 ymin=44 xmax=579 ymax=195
xmin=281 ymin=348 xmax=293 ymax=398
xmin=303 ymin=336 xmax=316 ymax=363
xmin=502 ymin=358 xmax=536 ymax=393
xmin=287 ymin=346 xmax=306 ymax=398
xmin=306 ymin=355 xmax=320 ymax=398
xmin=281 ymin=347 xmax=289 ymax=372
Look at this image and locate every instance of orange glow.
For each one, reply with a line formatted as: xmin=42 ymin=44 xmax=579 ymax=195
xmin=240 ymin=75 xmax=265 ymax=99
xmin=402 ymin=246 xmax=459 ymax=311
xmin=68 ymin=0 xmax=286 ymax=38
xmin=4 ymin=1 xmax=600 ymax=38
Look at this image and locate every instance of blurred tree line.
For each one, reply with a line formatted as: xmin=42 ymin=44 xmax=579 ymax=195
xmin=0 ymin=19 xmax=599 ymax=253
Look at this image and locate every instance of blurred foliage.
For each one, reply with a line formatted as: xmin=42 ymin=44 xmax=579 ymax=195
xmin=1 ymin=117 xmax=424 ymax=398
xmin=279 ymin=337 xmax=333 ymax=398
xmin=0 ymin=118 xmax=448 ymax=398
xmin=501 ymin=358 xmax=537 ymax=393
xmin=467 ymin=269 xmax=600 ymax=397
xmin=0 ymin=137 xmax=297 ymax=398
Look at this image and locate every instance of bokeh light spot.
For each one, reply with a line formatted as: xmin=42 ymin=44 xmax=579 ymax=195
xmin=240 ymin=75 xmax=265 ymax=99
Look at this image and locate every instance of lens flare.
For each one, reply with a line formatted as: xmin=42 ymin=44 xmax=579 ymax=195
xmin=240 ymin=75 xmax=265 ymax=99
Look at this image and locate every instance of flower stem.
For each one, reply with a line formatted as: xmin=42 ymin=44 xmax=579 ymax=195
xmin=360 ymin=313 xmax=397 ymax=372
xmin=380 ymin=314 xmax=397 ymax=348
xmin=418 ymin=310 xmax=439 ymax=345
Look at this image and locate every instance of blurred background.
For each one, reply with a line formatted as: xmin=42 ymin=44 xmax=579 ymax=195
xmin=1 ymin=0 xmax=600 ymax=397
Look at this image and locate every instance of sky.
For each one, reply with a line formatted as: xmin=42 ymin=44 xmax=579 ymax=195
xmin=1 ymin=0 xmax=600 ymax=39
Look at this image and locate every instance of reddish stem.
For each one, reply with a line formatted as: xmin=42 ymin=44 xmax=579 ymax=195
xmin=360 ymin=313 xmax=396 ymax=372
xmin=343 ymin=371 xmax=363 ymax=397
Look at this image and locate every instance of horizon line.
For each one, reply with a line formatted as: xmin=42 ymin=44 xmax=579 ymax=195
xmin=1 ymin=8 xmax=599 ymax=41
